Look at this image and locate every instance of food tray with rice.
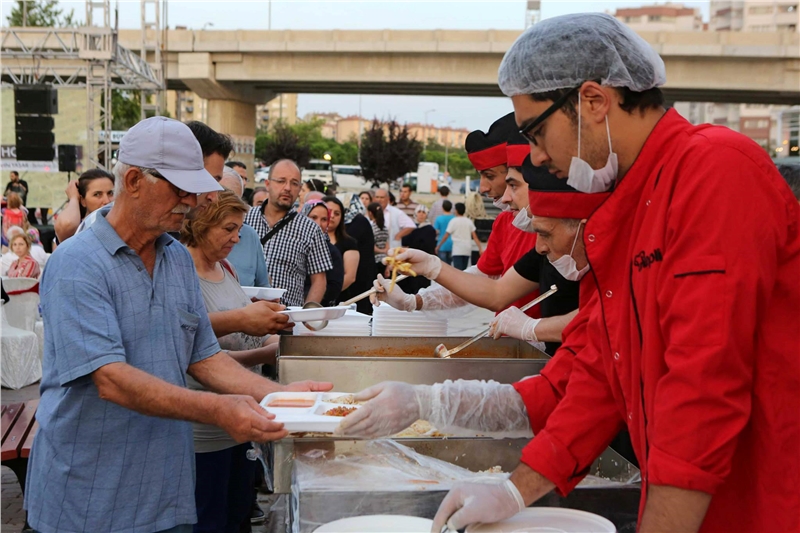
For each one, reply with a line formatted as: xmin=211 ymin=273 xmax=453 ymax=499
xmin=260 ymin=392 xmax=365 ymax=433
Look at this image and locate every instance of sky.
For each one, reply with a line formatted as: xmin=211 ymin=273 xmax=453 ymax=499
xmin=1 ymin=0 xmax=713 ymax=131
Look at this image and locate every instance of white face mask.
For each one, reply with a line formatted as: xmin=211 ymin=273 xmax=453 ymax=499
xmin=549 ymin=224 xmax=590 ymax=281
xmin=567 ymin=93 xmax=618 ymax=194
xmin=492 ymin=197 xmax=509 ymax=212
xmin=512 ymin=206 xmax=535 ymax=233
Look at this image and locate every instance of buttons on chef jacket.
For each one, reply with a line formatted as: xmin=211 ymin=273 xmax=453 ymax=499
xmin=587 ymin=234 xmax=596 ymax=242
xmin=605 ymin=290 xmax=613 ymax=298
xmin=614 ymin=352 xmax=620 ymax=361
xmin=646 ymin=199 xmax=651 ymax=206
xmin=628 ymin=412 xmax=633 ymax=421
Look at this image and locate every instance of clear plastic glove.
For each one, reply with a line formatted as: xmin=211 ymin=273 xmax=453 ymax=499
xmin=370 ymin=274 xmax=416 ymax=311
xmin=489 ymin=307 xmax=541 ymax=343
xmin=417 ymin=266 xmax=500 ymax=319
xmin=425 ymin=379 xmax=531 ymax=435
xmin=386 ymin=247 xmax=442 ymax=280
xmin=335 ymin=382 xmax=426 ymax=438
xmin=431 ymin=479 xmax=525 ymax=532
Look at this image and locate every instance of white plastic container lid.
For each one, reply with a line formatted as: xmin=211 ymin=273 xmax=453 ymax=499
xmin=466 ymin=508 xmax=616 ymax=533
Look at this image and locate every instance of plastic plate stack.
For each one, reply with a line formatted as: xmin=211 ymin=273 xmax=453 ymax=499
xmin=294 ymin=309 xmax=372 ymax=336
xmin=371 ymin=304 xmax=448 ymax=337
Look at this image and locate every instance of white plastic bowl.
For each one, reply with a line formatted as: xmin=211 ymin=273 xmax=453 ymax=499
xmin=466 ymin=508 xmax=616 ymax=533
xmin=240 ymin=286 xmax=286 ymax=301
xmin=280 ymin=306 xmax=349 ymax=322
xmin=315 ymin=515 xmax=433 ymax=533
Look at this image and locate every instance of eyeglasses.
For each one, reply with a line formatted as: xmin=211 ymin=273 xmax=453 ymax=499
xmin=519 ymin=85 xmax=580 ymax=146
xmin=269 ymin=178 xmax=302 ymax=189
xmin=139 ymin=167 xmax=191 ymax=198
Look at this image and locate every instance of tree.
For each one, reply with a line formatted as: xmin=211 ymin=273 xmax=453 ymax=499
xmin=257 ymin=121 xmax=311 ymax=168
xmin=111 ymin=90 xmax=141 ymax=130
xmin=7 ymin=0 xmax=76 ymax=27
xmin=359 ymin=120 xmax=423 ymax=187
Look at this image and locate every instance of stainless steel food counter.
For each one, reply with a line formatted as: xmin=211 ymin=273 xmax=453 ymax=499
xmin=271 ymin=335 xmax=640 ymax=533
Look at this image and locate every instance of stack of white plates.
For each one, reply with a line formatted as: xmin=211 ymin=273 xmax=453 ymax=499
xmin=371 ymin=304 xmax=448 ymax=337
xmin=294 ymin=309 xmax=372 ymax=336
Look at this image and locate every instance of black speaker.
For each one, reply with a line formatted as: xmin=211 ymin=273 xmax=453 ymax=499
xmin=16 ymin=145 xmax=55 ymax=161
xmin=15 ymin=115 xmax=55 ymax=132
xmin=16 ymin=131 xmax=55 ymax=147
xmin=58 ymin=145 xmax=78 ymax=172
xmin=14 ymin=85 xmax=58 ymax=115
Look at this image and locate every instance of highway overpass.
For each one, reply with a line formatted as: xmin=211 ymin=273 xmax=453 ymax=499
xmin=113 ymin=28 xmax=800 ymax=106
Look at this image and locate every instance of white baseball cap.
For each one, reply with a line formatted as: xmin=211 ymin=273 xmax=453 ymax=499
xmin=118 ymin=116 xmax=223 ymax=194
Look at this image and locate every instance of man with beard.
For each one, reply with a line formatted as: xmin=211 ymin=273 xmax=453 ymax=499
xmin=243 ymin=159 xmax=332 ymax=307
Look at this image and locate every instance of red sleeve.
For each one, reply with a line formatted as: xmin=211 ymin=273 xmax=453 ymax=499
xmin=476 ymin=212 xmax=507 ymax=276
xmin=512 ymin=284 xmax=597 ymax=433
xmin=519 ymin=308 xmax=625 ymax=496
xmin=647 ymin=142 xmax=794 ymax=494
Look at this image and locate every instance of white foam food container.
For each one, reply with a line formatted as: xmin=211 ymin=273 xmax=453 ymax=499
xmin=279 ymin=306 xmax=349 ymax=322
xmin=466 ymin=508 xmax=616 ymax=533
xmin=259 ymin=391 xmax=361 ymax=433
xmin=241 ymin=286 xmax=286 ymax=301
xmin=315 ymin=515 xmax=433 ymax=533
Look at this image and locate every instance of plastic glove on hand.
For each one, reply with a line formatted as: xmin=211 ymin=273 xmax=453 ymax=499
xmin=369 ymin=274 xmax=416 ymax=311
xmin=335 ymin=381 xmax=425 ymax=438
xmin=431 ymin=479 xmax=525 ymax=533
xmin=489 ymin=306 xmax=541 ymax=343
xmin=385 ymin=247 xmax=442 ymax=280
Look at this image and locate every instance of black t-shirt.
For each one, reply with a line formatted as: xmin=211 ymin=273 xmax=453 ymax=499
xmin=334 ymin=235 xmax=358 ymax=256
xmin=5 ymin=180 xmax=28 ymax=204
xmin=512 ymin=249 xmax=580 ymax=355
xmin=316 ymin=242 xmax=343 ymax=306
xmin=341 ymin=215 xmax=377 ymax=314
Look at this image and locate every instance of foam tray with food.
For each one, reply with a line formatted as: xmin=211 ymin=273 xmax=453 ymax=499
xmin=260 ymin=392 xmax=361 ymax=433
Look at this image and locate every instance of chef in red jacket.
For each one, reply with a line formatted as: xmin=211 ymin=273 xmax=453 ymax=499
xmin=431 ymin=12 xmax=800 ymax=533
xmin=337 ymin=148 xmax=609 ymax=445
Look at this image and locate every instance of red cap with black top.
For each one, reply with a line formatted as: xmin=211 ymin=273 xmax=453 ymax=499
xmin=465 ymin=112 xmax=518 ymax=171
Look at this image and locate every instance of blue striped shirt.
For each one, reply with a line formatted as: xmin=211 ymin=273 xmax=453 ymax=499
xmin=25 ymin=211 xmax=221 ymax=533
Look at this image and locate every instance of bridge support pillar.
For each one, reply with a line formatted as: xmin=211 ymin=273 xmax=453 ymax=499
xmin=206 ymin=99 xmax=257 ymax=186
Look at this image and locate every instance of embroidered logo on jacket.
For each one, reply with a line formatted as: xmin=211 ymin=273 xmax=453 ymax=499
xmin=633 ymin=249 xmax=663 ymax=271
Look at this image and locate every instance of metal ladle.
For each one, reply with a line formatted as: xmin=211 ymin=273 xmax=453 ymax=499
xmin=434 ymin=285 xmax=559 ymax=358
xmin=300 ymin=301 xmax=328 ymax=331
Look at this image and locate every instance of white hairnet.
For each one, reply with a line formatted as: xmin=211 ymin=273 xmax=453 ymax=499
xmin=498 ymin=12 xmax=666 ymax=96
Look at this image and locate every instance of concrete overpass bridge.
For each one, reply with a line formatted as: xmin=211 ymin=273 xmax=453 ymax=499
xmin=112 ymin=28 xmax=800 ymax=106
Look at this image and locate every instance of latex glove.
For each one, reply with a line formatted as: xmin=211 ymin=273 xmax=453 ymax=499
xmin=489 ymin=306 xmax=541 ymax=343
xmin=385 ymin=247 xmax=442 ymax=280
xmin=370 ymin=274 xmax=416 ymax=311
xmin=431 ymin=479 xmax=525 ymax=533
xmin=335 ymin=381 xmax=429 ymax=438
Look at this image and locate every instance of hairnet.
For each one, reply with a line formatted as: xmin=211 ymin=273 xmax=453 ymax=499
xmin=498 ymin=13 xmax=666 ymax=96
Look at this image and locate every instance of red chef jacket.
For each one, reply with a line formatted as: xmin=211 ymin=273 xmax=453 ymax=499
xmin=512 ymin=275 xmax=599 ymax=433
xmin=477 ymin=209 xmax=540 ymax=318
xmin=519 ymin=109 xmax=800 ymax=532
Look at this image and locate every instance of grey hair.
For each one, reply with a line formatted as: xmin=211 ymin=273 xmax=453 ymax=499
xmin=113 ymin=162 xmax=159 ymax=196
xmin=220 ymin=165 xmax=244 ymax=197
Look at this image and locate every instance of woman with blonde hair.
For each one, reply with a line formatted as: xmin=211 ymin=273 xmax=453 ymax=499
xmin=2 ymin=192 xmax=28 ymax=241
xmin=464 ymin=191 xmax=488 ymax=221
xmin=180 ymin=190 xmax=281 ymax=533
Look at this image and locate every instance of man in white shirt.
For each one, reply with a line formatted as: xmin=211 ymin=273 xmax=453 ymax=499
xmin=374 ymin=188 xmax=416 ymax=250
xmin=437 ymin=202 xmax=482 ymax=270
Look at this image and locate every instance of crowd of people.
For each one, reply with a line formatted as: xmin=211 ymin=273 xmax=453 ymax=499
xmin=3 ymin=10 xmax=800 ymax=533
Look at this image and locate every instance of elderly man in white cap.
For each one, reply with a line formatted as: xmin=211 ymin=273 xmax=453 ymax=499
xmin=430 ymin=12 xmax=800 ymax=533
xmin=24 ymin=117 xmax=332 ymax=533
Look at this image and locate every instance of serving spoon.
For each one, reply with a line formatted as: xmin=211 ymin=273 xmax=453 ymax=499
xmin=434 ymin=285 xmax=559 ymax=359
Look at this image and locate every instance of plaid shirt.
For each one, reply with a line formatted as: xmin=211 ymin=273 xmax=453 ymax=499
xmin=243 ymin=204 xmax=332 ymax=306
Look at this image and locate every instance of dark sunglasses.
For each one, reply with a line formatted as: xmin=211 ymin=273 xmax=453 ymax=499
xmin=519 ymin=85 xmax=580 ymax=146
xmin=139 ymin=167 xmax=191 ymax=198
